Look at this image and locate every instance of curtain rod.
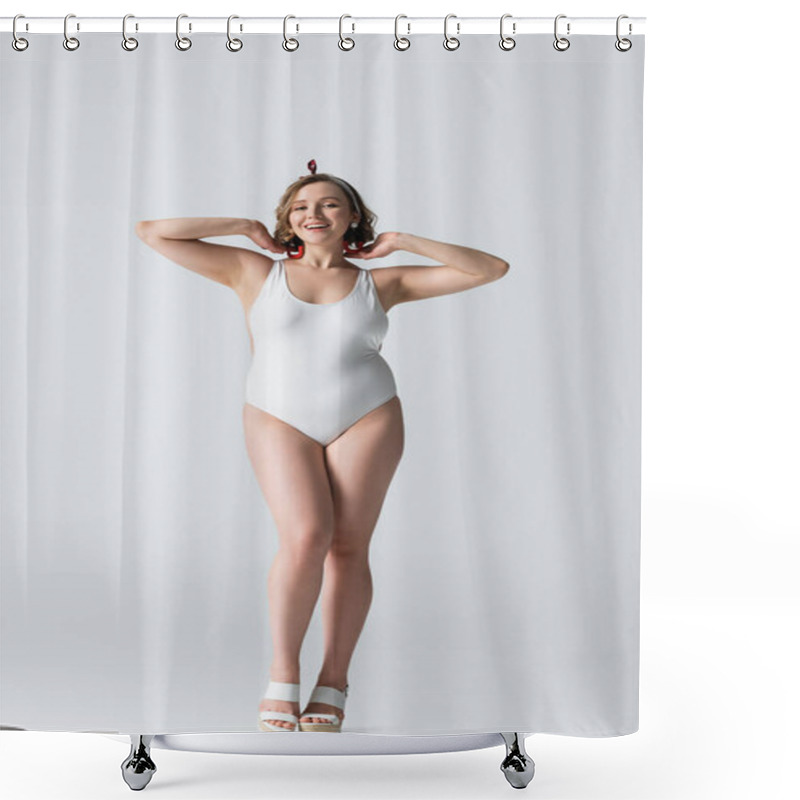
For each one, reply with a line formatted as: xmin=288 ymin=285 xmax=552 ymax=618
xmin=1 ymin=16 xmax=646 ymax=36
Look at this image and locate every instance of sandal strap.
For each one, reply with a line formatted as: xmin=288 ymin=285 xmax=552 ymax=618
xmin=259 ymin=710 xmax=298 ymax=723
xmin=263 ymin=681 xmax=300 ymax=702
xmin=308 ymin=684 xmax=348 ymax=709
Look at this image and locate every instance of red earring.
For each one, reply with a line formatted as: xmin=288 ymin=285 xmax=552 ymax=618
xmin=286 ymin=237 xmax=304 ymax=259
xmin=343 ymin=237 xmax=365 ymax=254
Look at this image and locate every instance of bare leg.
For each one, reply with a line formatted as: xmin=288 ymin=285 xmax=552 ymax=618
xmin=243 ymin=403 xmax=335 ymax=729
xmin=300 ymin=397 xmax=405 ymax=725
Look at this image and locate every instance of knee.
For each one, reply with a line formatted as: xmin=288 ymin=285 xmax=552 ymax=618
xmin=327 ymin=531 xmax=370 ymax=562
xmin=282 ymin=524 xmax=333 ymax=561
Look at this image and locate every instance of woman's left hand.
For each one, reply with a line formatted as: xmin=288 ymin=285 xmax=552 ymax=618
xmin=351 ymin=231 xmax=401 ymax=260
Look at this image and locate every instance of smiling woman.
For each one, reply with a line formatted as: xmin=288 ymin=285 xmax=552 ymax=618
xmin=274 ymin=165 xmax=377 ymax=261
xmin=136 ymin=158 xmax=510 ymax=733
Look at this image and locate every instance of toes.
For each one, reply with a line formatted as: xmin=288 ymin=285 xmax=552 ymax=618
xmin=261 ymin=703 xmax=298 ymax=729
xmin=299 ymin=714 xmax=339 ymax=723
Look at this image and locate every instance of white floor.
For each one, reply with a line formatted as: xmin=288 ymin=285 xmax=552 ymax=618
xmin=2 ymin=597 xmax=797 ymax=800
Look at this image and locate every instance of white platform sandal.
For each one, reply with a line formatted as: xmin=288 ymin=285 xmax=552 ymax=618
xmin=258 ymin=680 xmax=301 ymax=732
xmin=298 ymin=684 xmax=349 ymax=733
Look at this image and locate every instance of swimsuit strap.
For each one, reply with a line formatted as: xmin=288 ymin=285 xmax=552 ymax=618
xmin=248 ymin=259 xmax=283 ymax=314
xmin=355 ymin=266 xmax=366 ymax=293
xmin=273 ymin=258 xmax=289 ymax=298
xmin=363 ymin=268 xmax=385 ymax=309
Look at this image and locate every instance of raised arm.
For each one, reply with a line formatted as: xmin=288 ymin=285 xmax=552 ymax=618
xmin=356 ymin=232 xmax=510 ymax=307
xmin=135 ymin=217 xmax=283 ymax=290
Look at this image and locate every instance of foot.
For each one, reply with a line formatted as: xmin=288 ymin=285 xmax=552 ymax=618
xmin=299 ymin=681 xmax=347 ymax=726
xmin=259 ymin=675 xmax=301 ymax=730
xmin=259 ymin=696 xmax=301 ymax=730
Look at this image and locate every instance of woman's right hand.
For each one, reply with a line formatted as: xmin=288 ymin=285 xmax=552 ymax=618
xmin=247 ymin=219 xmax=286 ymax=253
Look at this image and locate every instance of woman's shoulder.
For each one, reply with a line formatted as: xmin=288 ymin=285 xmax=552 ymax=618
xmin=236 ymin=250 xmax=279 ymax=305
xmin=361 ymin=265 xmax=403 ymax=312
xmin=363 ymin=264 xmax=398 ymax=285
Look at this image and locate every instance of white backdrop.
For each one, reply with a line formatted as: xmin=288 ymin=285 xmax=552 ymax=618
xmin=1 ymin=27 xmax=643 ymax=736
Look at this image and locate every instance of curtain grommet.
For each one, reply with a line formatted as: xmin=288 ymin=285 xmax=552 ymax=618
xmin=175 ymin=13 xmax=192 ymax=51
xmin=63 ymin=13 xmax=80 ymax=51
xmin=443 ymin=14 xmax=460 ymax=51
xmin=226 ymin=14 xmax=243 ymax=52
xmin=553 ymin=14 xmax=570 ymax=51
xmin=12 ymin=14 xmax=29 ymax=51
xmin=283 ymin=15 xmax=299 ymax=51
xmin=394 ymin=15 xmax=411 ymax=51
xmin=615 ymin=15 xmax=633 ymax=51
xmin=121 ymin=14 xmax=138 ymax=51
xmin=499 ymin=14 xmax=516 ymax=51
xmin=338 ymin=14 xmax=355 ymax=51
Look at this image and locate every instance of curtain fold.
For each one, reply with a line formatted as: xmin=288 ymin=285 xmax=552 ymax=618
xmin=1 ymin=31 xmax=644 ymax=736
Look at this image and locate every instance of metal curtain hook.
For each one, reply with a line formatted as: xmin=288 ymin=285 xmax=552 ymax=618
xmin=122 ymin=14 xmax=138 ymax=51
xmin=283 ymin=15 xmax=299 ymax=51
xmin=499 ymin=13 xmax=516 ymax=50
xmin=615 ymin=14 xmax=632 ymax=51
xmin=553 ymin=14 xmax=570 ymax=51
xmin=394 ymin=14 xmax=410 ymax=51
xmin=226 ymin=14 xmax=243 ymax=51
xmin=443 ymin=14 xmax=460 ymax=51
xmin=175 ymin=13 xmax=192 ymax=50
xmin=339 ymin=14 xmax=355 ymax=50
xmin=12 ymin=14 xmax=29 ymax=51
xmin=63 ymin=13 xmax=80 ymax=51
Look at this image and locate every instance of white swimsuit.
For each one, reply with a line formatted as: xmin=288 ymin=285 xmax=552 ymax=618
xmin=245 ymin=259 xmax=398 ymax=446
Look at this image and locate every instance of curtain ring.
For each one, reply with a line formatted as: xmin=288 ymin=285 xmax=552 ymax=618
xmin=499 ymin=13 xmax=516 ymax=51
xmin=63 ymin=13 xmax=80 ymax=51
xmin=226 ymin=14 xmax=243 ymax=52
xmin=122 ymin=14 xmax=138 ymax=51
xmin=175 ymin=13 xmax=192 ymax=51
xmin=394 ymin=15 xmax=410 ymax=51
xmin=339 ymin=14 xmax=355 ymax=51
xmin=615 ymin=15 xmax=632 ymax=52
xmin=553 ymin=14 xmax=570 ymax=51
xmin=283 ymin=15 xmax=299 ymax=51
xmin=12 ymin=14 xmax=29 ymax=52
xmin=443 ymin=14 xmax=460 ymax=51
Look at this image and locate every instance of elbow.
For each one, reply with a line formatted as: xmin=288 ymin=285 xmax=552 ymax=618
xmin=135 ymin=220 xmax=154 ymax=241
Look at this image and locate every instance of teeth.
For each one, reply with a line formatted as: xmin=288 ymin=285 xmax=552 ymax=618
xmin=306 ymin=225 xmax=327 ymax=229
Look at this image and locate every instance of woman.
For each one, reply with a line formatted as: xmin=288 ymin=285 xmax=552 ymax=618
xmin=135 ymin=162 xmax=509 ymax=733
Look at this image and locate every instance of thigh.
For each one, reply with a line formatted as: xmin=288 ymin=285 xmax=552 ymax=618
xmin=243 ymin=403 xmax=334 ymax=543
xmin=323 ymin=397 xmax=405 ymax=553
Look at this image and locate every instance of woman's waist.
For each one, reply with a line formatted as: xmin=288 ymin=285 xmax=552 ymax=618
xmin=247 ymin=349 xmax=393 ymax=377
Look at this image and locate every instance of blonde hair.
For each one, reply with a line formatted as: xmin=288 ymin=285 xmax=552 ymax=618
xmin=274 ymin=174 xmax=377 ymax=248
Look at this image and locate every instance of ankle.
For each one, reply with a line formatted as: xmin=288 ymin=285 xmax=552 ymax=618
xmin=269 ymin=667 xmax=301 ymax=684
xmin=316 ymin=674 xmax=348 ymax=691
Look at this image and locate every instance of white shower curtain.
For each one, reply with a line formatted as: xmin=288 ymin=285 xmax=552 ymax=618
xmin=1 ymin=29 xmax=644 ymax=737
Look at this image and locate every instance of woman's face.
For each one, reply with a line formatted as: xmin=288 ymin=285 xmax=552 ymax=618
xmin=288 ymin=181 xmax=356 ymax=243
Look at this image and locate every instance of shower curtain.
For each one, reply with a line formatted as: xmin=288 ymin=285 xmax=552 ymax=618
xmin=1 ymin=25 xmax=644 ymax=738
